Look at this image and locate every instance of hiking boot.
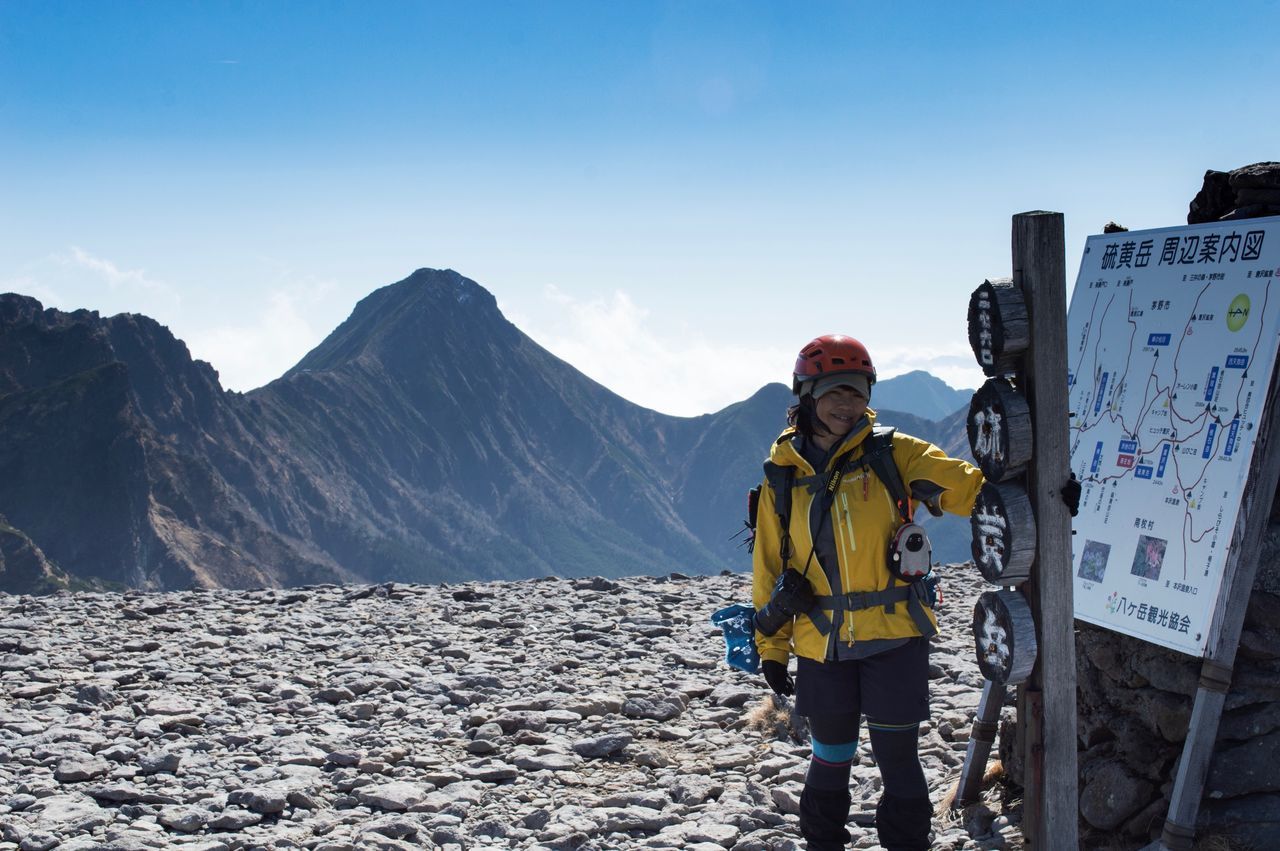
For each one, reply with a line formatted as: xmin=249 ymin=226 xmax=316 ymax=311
xmin=799 ymin=784 xmax=851 ymax=850
xmin=875 ymin=793 xmax=933 ymax=851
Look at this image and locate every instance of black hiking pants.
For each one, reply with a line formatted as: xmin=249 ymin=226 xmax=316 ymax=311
xmin=796 ymin=641 xmax=933 ymax=850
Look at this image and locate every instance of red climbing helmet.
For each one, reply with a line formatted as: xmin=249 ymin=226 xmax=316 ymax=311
xmin=792 ymin=334 xmax=877 ymax=395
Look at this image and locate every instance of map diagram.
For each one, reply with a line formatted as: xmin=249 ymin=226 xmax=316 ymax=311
xmin=1067 ymin=217 xmax=1280 ymax=655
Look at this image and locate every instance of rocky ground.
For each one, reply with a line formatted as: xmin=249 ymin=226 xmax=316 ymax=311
xmin=0 ymin=565 xmax=1022 ymax=851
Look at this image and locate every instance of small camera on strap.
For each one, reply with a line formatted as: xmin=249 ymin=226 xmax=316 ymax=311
xmin=754 ymin=568 xmax=816 ymax=636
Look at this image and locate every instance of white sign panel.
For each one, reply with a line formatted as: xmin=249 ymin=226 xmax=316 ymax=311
xmin=1067 ymin=216 xmax=1280 ymax=655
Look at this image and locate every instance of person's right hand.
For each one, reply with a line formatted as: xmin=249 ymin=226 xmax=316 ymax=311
xmin=761 ymin=659 xmax=794 ymax=697
xmin=1061 ymin=472 xmax=1082 ymax=517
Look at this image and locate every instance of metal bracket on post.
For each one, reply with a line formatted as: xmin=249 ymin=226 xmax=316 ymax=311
xmin=1157 ymin=819 xmax=1197 ymax=851
xmin=1198 ymin=659 xmax=1233 ymax=693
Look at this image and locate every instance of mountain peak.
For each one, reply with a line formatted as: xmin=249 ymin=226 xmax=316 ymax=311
xmin=356 ymin=268 xmax=500 ymax=321
xmin=399 ymin=268 xmax=498 ymax=309
xmin=1 ymin=293 xmax=106 ymax=330
xmin=0 ymin=293 xmax=45 ymax=326
xmin=0 ymin=266 xmax=983 ymax=593
xmin=873 ymin=371 xmax=973 ymax=421
xmin=284 ymin=268 xmax=504 ymax=377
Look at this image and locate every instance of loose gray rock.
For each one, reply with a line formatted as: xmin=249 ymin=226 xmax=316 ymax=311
xmin=206 ymin=808 xmax=262 ymax=830
xmin=25 ymin=794 xmax=110 ymax=832
xmin=357 ymin=781 xmax=430 ymax=812
xmin=227 ymin=787 xmax=289 ymax=814
xmin=53 ymin=755 xmax=110 ymax=783
xmin=137 ymin=750 xmax=182 ymax=775
xmin=0 ymin=569 xmax=1022 ymax=850
xmin=571 ymin=732 xmax=633 ymax=758
xmin=621 ymin=696 xmax=682 ymax=721
xmin=157 ymin=805 xmax=207 ymax=833
xmin=17 ymin=831 xmax=60 ymax=851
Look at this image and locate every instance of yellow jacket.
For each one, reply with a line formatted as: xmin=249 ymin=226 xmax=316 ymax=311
xmin=752 ymin=410 xmax=983 ymax=665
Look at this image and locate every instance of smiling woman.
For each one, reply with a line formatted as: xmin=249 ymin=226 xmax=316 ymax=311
xmin=785 ymin=335 xmax=876 ymax=447
xmin=751 ymin=333 xmax=984 ymax=851
xmin=812 ymin=383 xmax=870 ymax=448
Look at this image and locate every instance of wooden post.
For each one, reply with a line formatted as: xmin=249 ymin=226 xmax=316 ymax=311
xmin=1141 ymin=362 xmax=1280 ymax=851
xmin=1011 ymin=211 xmax=1079 ymax=848
xmin=956 ymin=679 xmax=1007 ymax=806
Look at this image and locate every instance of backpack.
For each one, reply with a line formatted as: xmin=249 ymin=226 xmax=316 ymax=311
xmin=743 ymin=427 xmax=942 ymax=633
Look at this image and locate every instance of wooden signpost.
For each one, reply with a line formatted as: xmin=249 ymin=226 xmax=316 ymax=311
xmin=955 ymin=212 xmax=1079 ymax=849
xmin=973 ymin=589 xmax=1038 ymax=684
xmin=954 ymin=679 xmax=1007 ymax=808
xmin=959 ymin=211 xmax=1280 ymax=847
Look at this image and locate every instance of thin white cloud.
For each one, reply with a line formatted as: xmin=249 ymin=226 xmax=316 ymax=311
xmin=17 ymin=251 xmax=333 ymax=392
xmin=0 ymin=275 xmax=62 ymax=307
xmin=184 ymin=291 xmax=320 ymax=392
xmin=874 ymin=346 xmax=988 ymax=394
xmin=5 ymin=247 xmax=184 ymax=323
xmin=59 ymin=246 xmax=177 ymax=301
xmin=523 ymin=287 xmax=984 ymax=417
xmin=526 ymin=286 xmax=792 ymax=417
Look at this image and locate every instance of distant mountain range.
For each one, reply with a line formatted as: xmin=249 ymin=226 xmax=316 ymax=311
xmin=872 ymin=370 xmax=974 ymax=421
xmin=0 ymin=270 xmax=973 ymax=594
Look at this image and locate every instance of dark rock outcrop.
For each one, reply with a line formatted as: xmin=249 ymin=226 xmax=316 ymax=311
xmin=0 ymin=514 xmax=73 ymax=594
xmin=1188 ymin=161 xmax=1280 ymax=223
xmin=0 ymin=294 xmax=345 ymax=591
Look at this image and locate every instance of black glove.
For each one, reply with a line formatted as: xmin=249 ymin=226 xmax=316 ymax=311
xmin=1061 ymin=473 xmax=1081 ymax=517
xmin=761 ymin=659 xmax=794 ymax=697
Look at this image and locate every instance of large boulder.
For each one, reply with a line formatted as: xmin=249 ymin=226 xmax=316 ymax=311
xmin=1188 ymin=162 xmax=1280 ymax=223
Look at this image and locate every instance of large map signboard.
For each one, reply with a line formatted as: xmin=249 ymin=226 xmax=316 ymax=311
xmin=1067 ymin=217 xmax=1280 ymax=655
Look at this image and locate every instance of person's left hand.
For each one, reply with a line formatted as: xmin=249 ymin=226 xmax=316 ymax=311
xmin=761 ymin=659 xmax=794 ymax=697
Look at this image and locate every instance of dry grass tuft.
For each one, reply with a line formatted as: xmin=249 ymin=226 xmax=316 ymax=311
xmin=743 ymin=694 xmax=809 ymax=744
xmin=936 ymin=783 xmax=957 ymax=815
xmin=937 ymin=759 xmax=1006 ymax=815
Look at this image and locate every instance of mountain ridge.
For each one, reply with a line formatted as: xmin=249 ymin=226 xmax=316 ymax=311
xmin=871 ymin=369 xmax=973 ymax=421
xmin=0 ymin=270 xmax=971 ymax=592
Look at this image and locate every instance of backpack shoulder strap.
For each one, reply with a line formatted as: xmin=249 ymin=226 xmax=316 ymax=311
xmin=863 ymin=426 xmax=912 ymax=524
xmin=762 ymin=460 xmax=794 ymax=525
xmin=762 ymin=460 xmax=796 ymax=569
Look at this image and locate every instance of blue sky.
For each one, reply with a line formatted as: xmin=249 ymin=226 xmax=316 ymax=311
xmin=3 ymin=1 xmax=1278 ymax=415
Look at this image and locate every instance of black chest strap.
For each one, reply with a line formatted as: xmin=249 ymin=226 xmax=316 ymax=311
xmin=812 ymin=584 xmax=938 ymax=639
